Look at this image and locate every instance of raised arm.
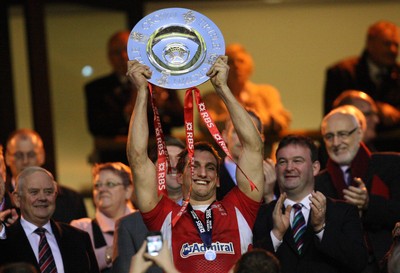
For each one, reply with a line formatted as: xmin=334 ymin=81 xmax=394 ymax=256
xmin=208 ymin=56 xmax=264 ymax=201
xmin=126 ymin=61 xmax=159 ymax=213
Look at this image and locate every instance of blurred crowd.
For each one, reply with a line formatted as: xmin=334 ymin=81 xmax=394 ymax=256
xmin=1 ymin=19 xmax=400 ymax=273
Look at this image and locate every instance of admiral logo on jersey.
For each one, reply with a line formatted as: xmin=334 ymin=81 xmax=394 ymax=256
xmin=180 ymin=241 xmax=235 ymax=258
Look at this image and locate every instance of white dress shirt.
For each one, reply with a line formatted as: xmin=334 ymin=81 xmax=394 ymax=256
xmin=270 ymin=194 xmax=324 ymax=251
xmin=20 ymin=217 xmax=65 ymax=273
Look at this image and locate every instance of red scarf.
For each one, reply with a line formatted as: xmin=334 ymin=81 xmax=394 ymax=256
xmin=326 ymin=142 xmax=389 ymax=199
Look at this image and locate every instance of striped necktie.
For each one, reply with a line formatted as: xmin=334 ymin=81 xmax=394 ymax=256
xmin=34 ymin=228 xmax=57 ymax=273
xmin=292 ymin=203 xmax=306 ymax=254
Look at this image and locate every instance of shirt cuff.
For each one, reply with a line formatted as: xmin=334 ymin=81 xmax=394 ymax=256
xmin=270 ymin=230 xmax=283 ymax=252
xmin=0 ymin=224 xmax=7 ymax=239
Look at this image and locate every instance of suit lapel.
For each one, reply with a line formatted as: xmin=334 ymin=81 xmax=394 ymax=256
xmin=9 ymin=221 xmax=40 ymax=267
xmin=51 ymin=220 xmax=68 ymax=271
xmin=300 ymin=221 xmax=314 ymax=255
xmin=284 ymin=226 xmax=299 ymax=254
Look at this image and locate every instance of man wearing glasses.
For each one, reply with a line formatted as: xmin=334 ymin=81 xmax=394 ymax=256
xmin=316 ymin=105 xmax=400 ymax=272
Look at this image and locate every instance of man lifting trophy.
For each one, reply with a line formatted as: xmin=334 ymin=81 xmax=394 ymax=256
xmin=126 ymin=8 xmax=264 ymax=273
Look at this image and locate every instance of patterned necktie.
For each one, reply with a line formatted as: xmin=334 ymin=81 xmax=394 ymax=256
xmin=345 ymin=167 xmax=353 ymax=186
xmin=34 ymin=228 xmax=57 ymax=273
xmin=292 ymin=203 xmax=306 ymax=254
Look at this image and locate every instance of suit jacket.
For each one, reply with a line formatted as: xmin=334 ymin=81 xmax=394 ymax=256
xmin=85 ymin=72 xmax=184 ymax=136
xmin=253 ymin=198 xmax=368 ymax=273
xmin=316 ymin=150 xmax=400 ymax=262
xmin=324 ymin=51 xmax=400 ymax=117
xmin=0 ymin=219 xmax=99 ymax=273
xmin=2 ymin=191 xmax=14 ymax=211
xmin=53 ymin=185 xmax=88 ymax=224
xmin=112 ymin=211 xmax=162 ymax=273
xmin=85 ymin=73 xmax=132 ymax=137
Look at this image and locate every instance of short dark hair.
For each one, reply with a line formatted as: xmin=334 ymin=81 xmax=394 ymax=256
xmin=176 ymin=142 xmax=221 ymax=174
xmin=276 ymin=135 xmax=318 ymax=162
xmin=233 ymin=248 xmax=281 ymax=273
xmin=92 ymin=162 xmax=132 ymax=188
xmin=148 ymin=136 xmax=185 ymax=163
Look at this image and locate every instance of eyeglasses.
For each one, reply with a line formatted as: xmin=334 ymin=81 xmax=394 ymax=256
xmin=323 ymin=127 xmax=358 ymax=142
xmin=94 ymin=181 xmax=124 ymax=189
xmin=12 ymin=151 xmax=37 ymax=161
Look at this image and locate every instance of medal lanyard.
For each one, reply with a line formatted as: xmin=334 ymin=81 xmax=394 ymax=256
xmin=188 ymin=202 xmax=214 ymax=249
xmin=149 ymin=83 xmax=170 ymax=197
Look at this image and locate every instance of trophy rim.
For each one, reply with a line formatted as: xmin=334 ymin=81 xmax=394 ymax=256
xmin=127 ymin=7 xmax=225 ymax=90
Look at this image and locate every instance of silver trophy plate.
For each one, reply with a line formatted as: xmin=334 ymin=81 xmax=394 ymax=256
xmin=127 ymin=8 xmax=225 ymax=90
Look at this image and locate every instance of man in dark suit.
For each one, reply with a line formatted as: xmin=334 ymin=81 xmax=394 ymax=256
xmin=324 ymin=20 xmax=400 ymax=131
xmin=112 ymin=212 xmax=161 ymax=273
xmin=316 ymin=105 xmax=400 ymax=268
xmin=0 ymin=166 xmax=99 ymax=273
xmin=84 ymin=31 xmax=184 ymax=164
xmin=253 ymin=135 xmax=368 ymax=273
xmin=5 ymin=129 xmax=87 ymax=224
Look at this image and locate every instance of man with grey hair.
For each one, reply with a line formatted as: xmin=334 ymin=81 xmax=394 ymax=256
xmin=316 ymin=105 xmax=400 ymax=271
xmin=0 ymin=166 xmax=99 ymax=273
xmin=5 ymin=128 xmax=87 ymax=223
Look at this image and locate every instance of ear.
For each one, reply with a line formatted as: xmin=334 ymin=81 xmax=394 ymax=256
xmin=356 ymin=127 xmax=364 ymax=143
xmin=125 ymin=184 xmax=134 ymax=200
xmin=5 ymin=152 xmax=12 ymax=168
xmin=260 ymin=133 xmax=265 ymax=143
xmin=312 ymin=161 xmax=321 ymax=176
xmin=176 ymin=173 xmax=184 ymax=186
xmin=37 ymin=148 xmax=46 ymax=166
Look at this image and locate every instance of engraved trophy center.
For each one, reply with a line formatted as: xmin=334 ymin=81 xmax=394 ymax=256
xmin=148 ymin=25 xmax=205 ymax=75
xmin=128 ymin=8 xmax=225 ymax=89
xmin=164 ymin=42 xmax=190 ymax=67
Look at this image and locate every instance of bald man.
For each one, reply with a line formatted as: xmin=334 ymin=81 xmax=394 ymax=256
xmin=316 ymin=105 xmax=400 ymax=269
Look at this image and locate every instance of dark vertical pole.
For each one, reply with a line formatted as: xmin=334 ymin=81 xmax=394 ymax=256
xmin=0 ymin=2 xmax=17 ymax=147
xmin=126 ymin=0 xmax=144 ymax=30
xmin=23 ymin=0 xmax=57 ymax=178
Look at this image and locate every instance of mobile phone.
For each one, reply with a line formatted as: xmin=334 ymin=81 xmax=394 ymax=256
xmin=146 ymin=231 xmax=163 ymax=256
